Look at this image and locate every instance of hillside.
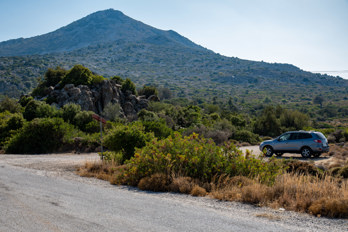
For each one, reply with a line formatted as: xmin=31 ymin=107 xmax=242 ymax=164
xmin=0 ymin=9 xmax=204 ymax=56
xmin=0 ymin=9 xmax=347 ymax=110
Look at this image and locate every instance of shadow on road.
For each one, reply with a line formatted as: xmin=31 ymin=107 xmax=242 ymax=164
xmin=272 ymin=155 xmax=329 ymax=162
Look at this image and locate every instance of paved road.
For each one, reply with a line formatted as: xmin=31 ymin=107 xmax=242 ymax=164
xmin=0 ymin=154 xmax=346 ymax=232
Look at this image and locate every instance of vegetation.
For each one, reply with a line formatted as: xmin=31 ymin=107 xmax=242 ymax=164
xmin=1 ymin=65 xmax=348 ymax=218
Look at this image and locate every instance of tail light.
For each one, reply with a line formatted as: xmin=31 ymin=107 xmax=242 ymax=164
xmin=314 ymin=139 xmax=322 ymax=143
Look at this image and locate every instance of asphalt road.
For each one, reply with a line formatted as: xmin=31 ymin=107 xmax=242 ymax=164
xmin=0 ymin=154 xmax=346 ymax=232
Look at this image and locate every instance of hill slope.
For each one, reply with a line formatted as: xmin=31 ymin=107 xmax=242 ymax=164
xmin=0 ymin=9 xmax=347 ymax=109
xmin=0 ymin=9 xmax=204 ymax=56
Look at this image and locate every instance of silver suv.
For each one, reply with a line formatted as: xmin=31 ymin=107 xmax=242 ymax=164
xmin=259 ymin=131 xmax=329 ymax=158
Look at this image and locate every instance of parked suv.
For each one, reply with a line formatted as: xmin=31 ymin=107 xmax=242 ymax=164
xmin=259 ymin=131 xmax=329 ymax=158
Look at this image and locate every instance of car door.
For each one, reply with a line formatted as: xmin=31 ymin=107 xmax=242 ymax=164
xmin=273 ymin=133 xmax=292 ymax=151
xmin=286 ymin=133 xmax=300 ymax=151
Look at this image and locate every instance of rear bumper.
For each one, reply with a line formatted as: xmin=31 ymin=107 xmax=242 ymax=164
xmin=313 ymin=146 xmax=329 ymax=153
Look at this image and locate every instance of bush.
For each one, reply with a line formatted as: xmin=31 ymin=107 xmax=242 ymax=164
xmin=43 ymin=67 xmax=67 ymax=87
xmin=102 ymin=102 xmax=121 ymax=121
xmin=23 ymin=100 xmax=57 ymax=121
xmin=101 ymin=151 xmax=123 ymax=164
xmin=111 ymin=76 xmax=124 ymax=85
xmin=0 ymin=97 xmax=22 ymax=113
xmin=142 ymin=120 xmax=172 ymax=139
xmin=62 ymin=103 xmax=81 ymax=123
xmin=137 ymin=109 xmax=158 ymax=122
xmin=138 ymin=86 xmax=158 ymax=98
xmin=121 ymin=78 xmax=136 ymax=95
xmin=18 ymin=95 xmax=34 ymax=107
xmin=5 ymin=117 xmax=74 ymax=154
xmin=103 ymin=122 xmax=154 ymax=163
xmin=91 ymin=75 xmax=106 ymax=85
xmin=232 ymin=130 xmax=259 ymax=144
xmin=61 ymin=65 xmax=94 ymax=87
xmin=73 ymin=111 xmax=95 ymax=132
xmin=113 ymin=132 xmax=283 ymax=186
xmin=0 ymin=112 xmax=25 ymax=146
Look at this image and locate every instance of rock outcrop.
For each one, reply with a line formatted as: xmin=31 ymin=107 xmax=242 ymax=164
xmin=44 ymin=79 xmax=154 ymax=120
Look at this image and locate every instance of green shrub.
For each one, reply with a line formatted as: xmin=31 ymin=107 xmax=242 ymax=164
xmin=142 ymin=120 xmax=172 ymax=139
xmin=44 ymin=67 xmax=67 ymax=87
xmin=91 ymin=75 xmax=106 ymax=85
xmin=100 ymin=151 xmax=123 ymax=164
xmin=102 ymin=102 xmax=121 ymax=121
xmin=23 ymin=100 xmax=57 ymax=121
xmin=111 ymin=76 xmax=124 ymax=85
xmin=103 ymin=122 xmax=154 ymax=163
xmin=0 ymin=97 xmax=22 ymax=113
xmin=61 ymin=65 xmax=94 ymax=87
xmin=19 ymin=95 xmax=34 ymax=107
xmin=62 ymin=103 xmax=81 ymax=123
xmin=121 ymin=78 xmax=136 ymax=95
xmin=0 ymin=112 xmax=25 ymax=147
xmin=73 ymin=111 xmax=95 ymax=132
xmin=5 ymin=117 xmax=74 ymax=154
xmin=138 ymin=86 xmax=158 ymax=98
xmin=232 ymin=129 xmax=259 ymax=144
xmin=84 ymin=121 xmax=100 ymax=134
xmin=114 ymin=132 xmax=283 ymax=185
xmin=137 ymin=109 xmax=158 ymax=121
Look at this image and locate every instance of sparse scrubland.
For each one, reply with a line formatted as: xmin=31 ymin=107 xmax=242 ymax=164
xmin=1 ymin=65 xmax=348 ymax=218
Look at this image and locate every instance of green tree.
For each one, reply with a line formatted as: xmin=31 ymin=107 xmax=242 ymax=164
xmin=313 ymin=95 xmax=325 ymax=108
xmin=23 ymin=100 xmax=56 ymax=121
xmin=280 ymin=109 xmax=309 ymax=130
xmin=62 ymin=103 xmax=81 ymax=123
xmin=0 ymin=97 xmax=22 ymax=113
xmin=44 ymin=66 xmax=67 ymax=87
xmin=5 ymin=118 xmax=73 ymax=154
xmin=121 ymin=78 xmax=137 ymax=95
xmin=61 ymin=65 xmax=94 ymax=87
xmin=104 ymin=122 xmax=154 ymax=163
xmin=253 ymin=106 xmax=281 ymax=137
xmin=138 ymin=86 xmax=158 ymax=98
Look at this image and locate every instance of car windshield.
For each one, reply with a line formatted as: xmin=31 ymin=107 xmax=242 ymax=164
xmin=278 ymin=133 xmax=291 ymax=141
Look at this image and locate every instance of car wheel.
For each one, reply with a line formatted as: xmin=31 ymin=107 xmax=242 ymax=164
xmin=301 ymin=147 xmax=312 ymax=158
xmin=263 ymin=146 xmax=274 ymax=157
xmin=276 ymin=152 xmax=283 ymax=157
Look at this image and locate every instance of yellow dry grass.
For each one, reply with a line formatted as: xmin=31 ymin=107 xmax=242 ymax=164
xmin=77 ymin=161 xmax=348 ymax=218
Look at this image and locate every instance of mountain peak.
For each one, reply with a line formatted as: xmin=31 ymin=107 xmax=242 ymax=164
xmin=0 ymin=9 xmax=203 ymax=57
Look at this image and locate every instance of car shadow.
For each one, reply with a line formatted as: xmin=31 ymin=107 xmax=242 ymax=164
xmin=273 ymin=155 xmax=329 ymax=161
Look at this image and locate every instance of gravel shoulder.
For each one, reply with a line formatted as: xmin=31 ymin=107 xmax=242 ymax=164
xmin=0 ymin=153 xmax=347 ymax=232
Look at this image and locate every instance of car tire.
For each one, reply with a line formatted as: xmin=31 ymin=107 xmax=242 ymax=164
xmin=276 ymin=152 xmax=283 ymax=157
xmin=263 ymin=146 xmax=274 ymax=157
xmin=301 ymin=147 xmax=312 ymax=158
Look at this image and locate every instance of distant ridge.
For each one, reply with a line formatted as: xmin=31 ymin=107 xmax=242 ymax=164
xmin=0 ymin=9 xmax=205 ymax=56
xmin=0 ymin=9 xmax=347 ymax=100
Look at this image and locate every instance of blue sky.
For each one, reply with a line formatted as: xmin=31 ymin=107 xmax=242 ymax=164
xmin=0 ymin=0 xmax=347 ymax=79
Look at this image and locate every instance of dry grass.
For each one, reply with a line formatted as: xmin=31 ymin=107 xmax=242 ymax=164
xmin=77 ymin=160 xmax=122 ymax=182
xmin=138 ymin=173 xmax=169 ymax=192
xmin=255 ymin=213 xmax=281 ymax=221
xmin=78 ymin=161 xmax=348 ymax=218
xmin=191 ymin=185 xmax=207 ymax=196
xmin=211 ymin=174 xmax=348 ymax=218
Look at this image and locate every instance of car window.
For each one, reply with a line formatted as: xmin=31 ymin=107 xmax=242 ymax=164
xmin=315 ymin=132 xmax=326 ymax=140
xmin=289 ymin=133 xmax=299 ymax=140
xmin=279 ymin=133 xmax=291 ymax=141
xmin=302 ymin=133 xmax=312 ymax=139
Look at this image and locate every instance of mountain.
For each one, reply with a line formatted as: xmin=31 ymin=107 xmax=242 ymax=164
xmin=0 ymin=9 xmax=347 ymax=109
xmin=0 ymin=9 xmax=204 ymax=56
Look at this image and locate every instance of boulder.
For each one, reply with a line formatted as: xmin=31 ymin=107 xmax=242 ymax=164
xmin=45 ymin=80 xmax=150 ymax=120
